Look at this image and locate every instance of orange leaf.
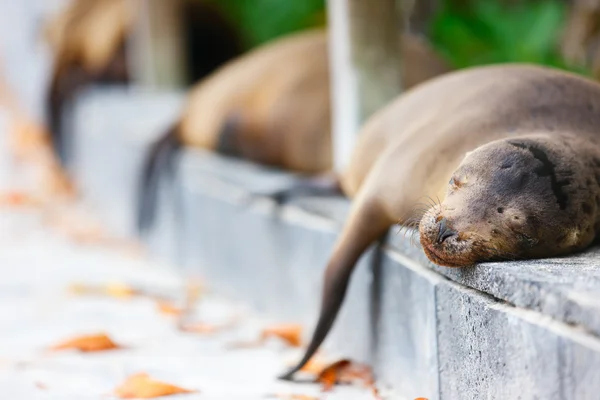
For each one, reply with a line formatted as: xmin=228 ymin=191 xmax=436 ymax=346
xmin=68 ymin=282 xmax=136 ymax=299
xmin=50 ymin=333 xmax=120 ymax=352
xmin=414 ymin=398 xmax=429 ymax=400
xmin=0 ymin=191 xmax=39 ymax=207
xmin=114 ymin=373 xmax=195 ymax=398
xmin=179 ymin=322 xmax=219 ymax=334
xmin=105 ymin=282 xmax=136 ymax=299
xmin=317 ymin=359 xmax=351 ymax=391
xmin=156 ymin=300 xmax=182 ymax=316
xmin=261 ymin=323 xmax=303 ymax=347
xmin=267 ymin=394 xmax=319 ymax=400
xmin=313 ymin=359 xmax=376 ymax=393
xmin=299 ymin=357 xmax=330 ymax=375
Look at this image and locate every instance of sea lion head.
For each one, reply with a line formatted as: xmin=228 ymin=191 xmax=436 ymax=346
xmin=419 ymin=135 xmax=598 ymax=267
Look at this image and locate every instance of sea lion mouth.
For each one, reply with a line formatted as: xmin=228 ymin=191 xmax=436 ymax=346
xmin=421 ymin=240 xmax=471 ymax=268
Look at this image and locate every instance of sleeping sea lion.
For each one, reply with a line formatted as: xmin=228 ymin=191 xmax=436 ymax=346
xmin=281 ymin=63 xmax=600 ymax=379
xmin=44 ymin=0 xmax=241 ymax=163
xmin=136 ymin=30 xmax=332 ymax=233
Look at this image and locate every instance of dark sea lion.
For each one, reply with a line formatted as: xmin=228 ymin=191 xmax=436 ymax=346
xmin=281 ymin=63 xmax=600 ymax=379
xmin=44 ymin=0 xmax=241 ymax=163
xmin=136 ymin=30 xmax=333 ymax=233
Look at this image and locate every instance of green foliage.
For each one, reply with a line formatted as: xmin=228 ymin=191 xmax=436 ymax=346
xmin=209 ymin=0 xmax=326 ymax=50
xmin=429 ymin=0 xmax=589 ymax=75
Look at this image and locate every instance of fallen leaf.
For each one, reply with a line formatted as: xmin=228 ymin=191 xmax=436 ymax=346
xmin=0 ymin=191 xmax=40 ymax=207
xmin=67 ymin=282 xmax=136 ymax=299
xmin=179 ymin=322 xmax=219 ymax=334
xmin=260 ymin=323 xmax=303 ymax=347
xmin=114 ymin=373 xmax=195 ymax=398
xmin=105 ymin=282 xmax=136 ymax=299
xmin=35 ymin=381 xmax=47 ymax=390
xmin=317 ymin=359 xmax=351 ymax=391
xmin=414 ymin=398 xmax=429 ymax=400
xmin=156 ymin=300 xmax=182 ymax=316
xmin=50 ymin=333 xmax=120 ymax=352
xmin=266 ymin=394 xmax=319 ymax=400
xmin=299 ymin=357 xmax=330 ymax=375
xmin=312 ymin=359 xmax=377 ymax=394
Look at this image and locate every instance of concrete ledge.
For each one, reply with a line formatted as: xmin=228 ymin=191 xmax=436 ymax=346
xmin=71 ymin=88 xmax=600 ymax=400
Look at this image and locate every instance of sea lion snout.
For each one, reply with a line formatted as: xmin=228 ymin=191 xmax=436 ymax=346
xmin=419 ymin=208 xmax=480 ymax=267
xmin=436 ymin=218 xmax=457 ymax=244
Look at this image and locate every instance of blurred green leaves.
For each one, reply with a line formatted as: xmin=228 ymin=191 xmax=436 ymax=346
xmin=208 ymin=0 xmax=326 ymax=49
xmin=429 ymin=0 xmax=588 ymax=74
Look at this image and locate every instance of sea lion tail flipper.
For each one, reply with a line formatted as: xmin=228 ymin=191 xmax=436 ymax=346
xmin=278 ymin=199 xmax=390 ymax=380
xmin=136 ymin=124 xmax=182 ymax=234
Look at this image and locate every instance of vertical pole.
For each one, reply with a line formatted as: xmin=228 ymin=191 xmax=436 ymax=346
xmin=129 ymin=0 xmax=186 ymax=89
xmin=327 ymin=0 xmax=405 ymax=172
xmin=327 ymin=0 xmax=360 ymax=172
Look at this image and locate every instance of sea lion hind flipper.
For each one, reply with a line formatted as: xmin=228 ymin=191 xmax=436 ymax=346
xmin=136 ymin=124 xmax=182 ymax=234
xmin=278 ymin=199 xmax=390 ymax=380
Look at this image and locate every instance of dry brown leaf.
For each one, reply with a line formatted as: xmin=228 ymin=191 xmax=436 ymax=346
xmin=114 ymin=373 xmax=195 ymax=398
xmin=313 ymin=359 xmax=377 ymax=394
xmin=299 ymin=357 xmax=330 ymax=375
xmin=267 ymin=394 xmax=319 ymax=400
xmin=260 ymin=323 xmax=303 ymax=347
xmin=179 ymin=322 xmax=219 ymax=334
xmin=317 ymin=359 xmax=351 ymax=391
xmin=68 ymin=282 xmax=136 ymax=299
xmin=156 ymin=300 xmax=182 ymax=316
xmin=0 ymin=191 xmax=40 ymax=207
xmin=50 ymin=333 xmax=120 ymax=352
xmin=105 ymin=282 xmax=136 ymax=299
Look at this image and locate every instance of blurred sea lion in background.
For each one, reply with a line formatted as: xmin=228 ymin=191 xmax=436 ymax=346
xmin=136 ymin=29 xmax=333 ymax=233
xmin=44 ymin=0 xmax=242 ymax=164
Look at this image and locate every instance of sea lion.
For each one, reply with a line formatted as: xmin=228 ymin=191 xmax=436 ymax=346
xmin=136 ymin=30 xmax=333 ymax=233
xmin=280 ymin=63 xmax=600 ymax=379
xmin=44 ymin=0 xmax=241 ymax=163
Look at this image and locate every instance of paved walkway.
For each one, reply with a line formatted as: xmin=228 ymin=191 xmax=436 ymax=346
xmin=0 ymin=205 xmax=378 ymax=399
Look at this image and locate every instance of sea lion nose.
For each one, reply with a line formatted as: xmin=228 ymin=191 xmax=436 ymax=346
xmin=436 ymin=218 xmax=457 ymax=244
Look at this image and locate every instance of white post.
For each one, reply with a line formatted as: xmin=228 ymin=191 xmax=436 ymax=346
xmin=128 ymin=0 xmax=186 ymax=89
xmin=327 ymin=0 xmax=360 ymax=173
xmin=326 ymin=0 xmax=405 ymax=172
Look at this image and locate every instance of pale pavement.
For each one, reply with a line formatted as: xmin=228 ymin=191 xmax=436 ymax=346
xmin=0 ymin=204 xmax=381 ymax=400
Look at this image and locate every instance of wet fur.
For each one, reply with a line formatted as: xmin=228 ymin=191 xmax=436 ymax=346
xmin=282 ymin=64 xmax=600 ymax=379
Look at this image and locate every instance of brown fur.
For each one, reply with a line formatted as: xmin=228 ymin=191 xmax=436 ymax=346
xmin=137 ymin=30 xmax=332 ymax=232
xmin=282 ymin=64 xmax=600 ymax=379
xmin=179 ymin=29 xmax=332 ymax=173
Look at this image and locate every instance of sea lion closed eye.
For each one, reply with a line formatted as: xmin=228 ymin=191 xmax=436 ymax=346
xmin=281 ymin=64 xmax=600 ymax=379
